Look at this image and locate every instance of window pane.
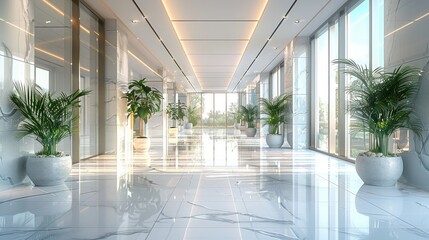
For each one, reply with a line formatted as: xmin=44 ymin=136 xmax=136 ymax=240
xmin=347 ymin=0 xmax=370 ymax=158
xmin=271 ymin=70 xmax=278 ymax=98
xmin=36 ymin=67 xmax=49 ymax=91
xmin=330 ymin=21 xmax=339 ymax=154
xmin=202 ymin=93 xmax=214 ymax=128
xmin=214 ymin=93 xmax=226 ymax=129
xmin=226 ymin=93 xmax=239 ymax=128
xmin=315 ymin=28 xmax=329 ymax=151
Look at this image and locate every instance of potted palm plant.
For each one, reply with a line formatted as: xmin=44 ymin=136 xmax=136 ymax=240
xmin=10 ymin=83 xmax=90 ymax=186
xmin=185 ymin=105 xmax=198 ymax=129
xmin=124 ymin=78 xmax=163 ymax=151
xmin=233 ymin=108 xmax=243 ymax=130
xmin=334 ymin=59 xmax=422 ymax=186
xmin=240 ymin=104 xmax=258 ymax=137
xmin=166 ymin=100 xmax=186 ymax=136
xmin=260 ymin=93 xmax=291 ymax=148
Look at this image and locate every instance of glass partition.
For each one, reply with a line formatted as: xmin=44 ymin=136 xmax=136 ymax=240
xmin=79 ymin=5 xmax=99 ymax=159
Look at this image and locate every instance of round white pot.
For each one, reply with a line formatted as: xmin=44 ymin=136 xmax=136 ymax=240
xmin=185 ymin=123 xmax=193 ymax=129
xmin=355 ymin=155 xmax=403 ymax=187
xmin=245 ymin=128 xmax=257 ymax=137
xmin=26 ymin=156 xmax=72 ymax=186
xmin=134 ymin=137 xmax=150 ymax=152
xmin=239 ymin=125 xmax=246 ymax=132
xmin=266 ymin=134 xmax=284 ymax=148
xmin=234 ymin=123 xmax=240 ymax=129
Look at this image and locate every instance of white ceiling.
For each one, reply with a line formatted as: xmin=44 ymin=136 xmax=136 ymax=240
xmin=84 ymin=0 xmax=348 ymax=92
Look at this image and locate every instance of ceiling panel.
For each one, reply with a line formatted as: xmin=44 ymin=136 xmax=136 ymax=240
xmin=189 ymin=54 xmax=241 ymax=66
xmin=196 ymin=72 xmax=233 ymax=78
xmin=199 ymin=77 xmax=229 ymax=82
xmin=163 ymin=0 xmax=268 ymax=20
xmin=172 ymin=22 xmax=257 ymax=40
xmin=193 ymin=66 xmax=236 ymax=73
xmin=181 ymin=41 xmax=247 ymax=54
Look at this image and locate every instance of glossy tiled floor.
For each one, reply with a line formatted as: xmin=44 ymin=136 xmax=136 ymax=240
xmin=2 ymin=129 xmax=429 ymax=239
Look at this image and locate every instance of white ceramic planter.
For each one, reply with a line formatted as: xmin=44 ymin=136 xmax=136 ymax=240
xmin=134 ymin=137 xmax=150 ymax=152
xmin=266 ymin=134 xmax=284 ymax=148
xmin=26 ymin=156 xmax=72 ymax=186
xmin=239 ymin=125 xmax=246 ymax=132
xmin=245 ymin=128 xmax=257 ymax=137
xmin=355 ymin=155 xmax=403 ymax=187
xmin=185 ymin=123 xmax=193 ymax=129
xmin=234 ymin=123 xmax=240 ymax=129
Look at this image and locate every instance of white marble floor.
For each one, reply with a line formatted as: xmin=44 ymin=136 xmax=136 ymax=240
xmin=1 ymin=129 xmax=429 ymax=239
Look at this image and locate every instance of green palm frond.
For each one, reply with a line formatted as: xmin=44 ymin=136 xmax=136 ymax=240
xmin=240 ymin=104 xmax=258 ymax=128
xmin=186 ymin=106 xmax=199 ymax=126
xmin=10 ymin=83 xmax=90 ymax=156
xmin=334 ymin=59 xmax=422 ymax=155
xmin=259 ymin=94 xmax=291 ymax=134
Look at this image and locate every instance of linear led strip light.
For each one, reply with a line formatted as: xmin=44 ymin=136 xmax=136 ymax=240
xmin=128 ymin=50 xmax=163 ymax=79
xmin=35 ymin=47 xmax=89 ymax=72
xmin=43 ymin=0 xmax=91 ymax=34
xmin=161 ymin=0 xmax=269 ymax=89
xmin=385 ymin=11 xmax=429 ymax=38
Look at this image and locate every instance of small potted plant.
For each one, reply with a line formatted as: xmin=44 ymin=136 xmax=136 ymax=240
xmin=233 ymin=109 xmax=243 ymax=130
xmin=334 ymin=59 xmax=422 ymax=186
xmin=123 ymin=78 xmax=163 ymax=151
xmin=240 ymin=104 xmax=258 ymax=137
xmin=10 ymin=83 xmax=90 ymax=186
xmin=185 ymin=105 xmax=198 ymax=129
xmin=260 ymin=93 xmax=291 ymax=148
xmin=166 ymin=100 xmax=186 ymax=136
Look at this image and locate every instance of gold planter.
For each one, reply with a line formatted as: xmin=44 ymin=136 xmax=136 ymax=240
xmin=133 ymin=137 xmax=151 ymax=152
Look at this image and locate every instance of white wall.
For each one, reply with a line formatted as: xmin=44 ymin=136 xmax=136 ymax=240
xmin=385 ymin=0 xmax=429 ymax=190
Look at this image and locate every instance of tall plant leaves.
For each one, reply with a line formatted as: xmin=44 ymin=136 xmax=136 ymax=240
xmin=10 ymin=83 xmax=90 ymax=155
xmin=333 ymin=59 xmax=422 ymax=155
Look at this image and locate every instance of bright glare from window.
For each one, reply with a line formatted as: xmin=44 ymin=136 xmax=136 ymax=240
xmin=36 ymin=67 xmax=49 ymax=91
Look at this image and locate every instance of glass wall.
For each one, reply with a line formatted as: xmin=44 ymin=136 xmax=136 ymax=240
xmin=346 ymin=0 xmax=370 ymax=157
xmin=202 ymin=93 xmax=214 ymax=128
xmin=311 ymin=0 xmax=384 ymax=158
xmin=79 ymin=5 xmax=99 ymax=159
xmin=35 ymin=0 xmax=73 ymax=154
xmin=200 ymin=93 xmax=239 ymax=129
xmin=34 ymin=0 xmax=101 ymax=160
xmin=187 ymin=93 xmax=202 ymax=127
xmin=314 ymin=28 xmax=329 ymax=152
xmin=226 ymin=93 xmax=239 ymax=127
xmin=270 ymin=63 xmax=284 ymax=98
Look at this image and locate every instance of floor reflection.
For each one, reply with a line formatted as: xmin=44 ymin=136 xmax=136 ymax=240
xmin=1 ymin=128 xmax=429 ymax=239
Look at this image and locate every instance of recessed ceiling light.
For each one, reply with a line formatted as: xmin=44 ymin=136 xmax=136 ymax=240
xmin=294 ymin=20 xmax=300 ymax=24
xmin=273 ymin=46 xmax=278 ymax=50
xmin=131 ymin=19 xmax=139 ymax=24
xmin=45 ymin=20 xmax=51 ymax=24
